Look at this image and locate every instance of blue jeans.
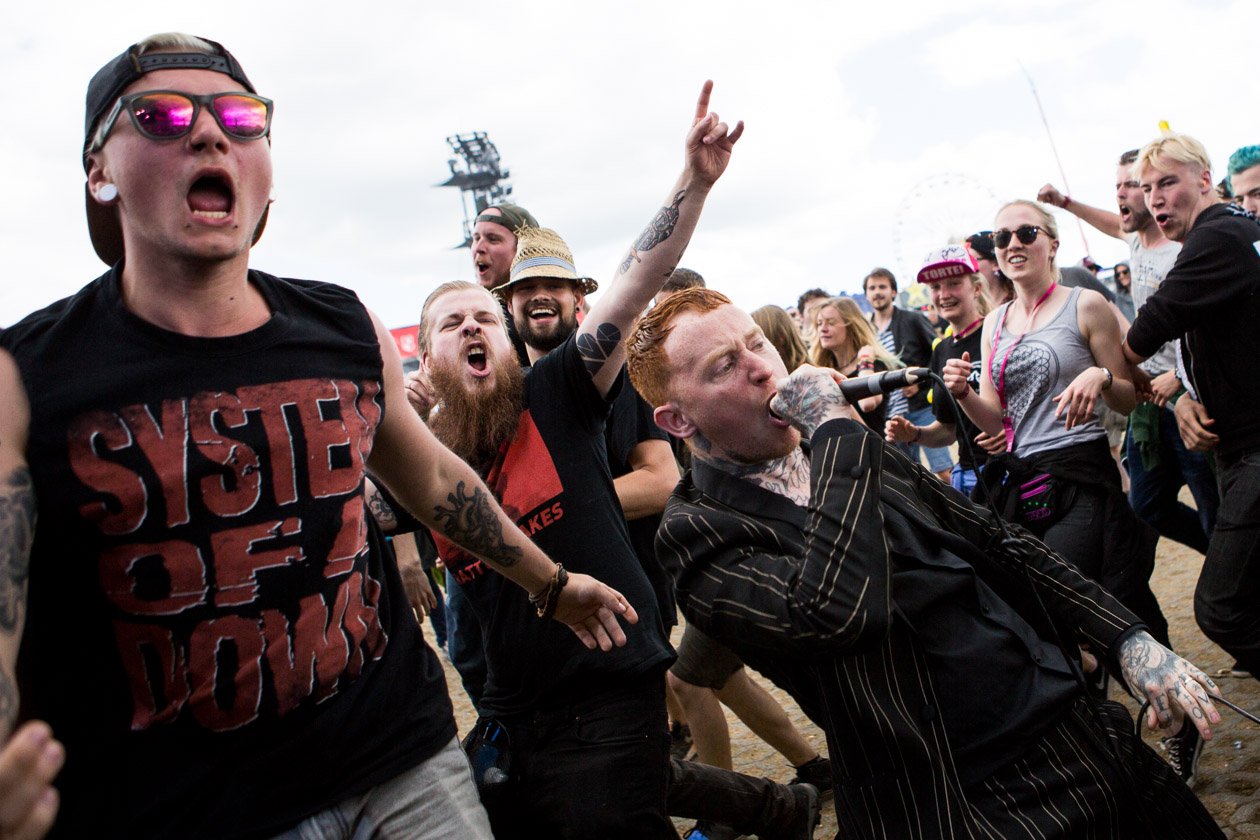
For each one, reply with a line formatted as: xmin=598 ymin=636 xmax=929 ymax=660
xmin=274 ymin=737 xmax=492 ymax=839
xmin=1195 ymin=450 xmax=1260 ymax=677
xmin=1126 ymin=406 xmax=1219 ymax=554
xmin=951 ymin=463 xmax=980 ymax=496
xmin=895 ymin=405 xmax=954 ymax=473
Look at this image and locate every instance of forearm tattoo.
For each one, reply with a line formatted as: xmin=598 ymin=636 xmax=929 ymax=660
xmin=577 ymin=323 xmax=622 ymax=378
xmin=619 ymin=190 xmax=686 ymax=274
xmin=773 ymin=376 xmax=847 ymax=438
xmin=0 ymin=668 xmax=14 ymax=733
xmin=365 ymin=482 xmax=399 ymax=533
xmin=432 ymin=481 xmax=522 ymax=567
xmin=0 ymin=467 xmax=34 ymax=633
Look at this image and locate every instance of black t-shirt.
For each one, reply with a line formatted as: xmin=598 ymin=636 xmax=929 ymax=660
xmin=606 ymin=381 xmax=677 ymax=629
xmin=432 ymin=336 xmax=674 ymax=716
xmin=1 ymin=268 xmax=454 ymax=840
xmin=930 ymin=328 xmax=988 ymax=470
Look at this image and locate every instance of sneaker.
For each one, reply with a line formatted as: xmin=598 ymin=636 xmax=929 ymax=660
xmin=1162 ymin=723 xmax=1204 ymax=787
xmin=669 ymin=721 xmax=694 ymax=761
xmin=789 ymin=755 xmax=833 ymax=801
xmin=780 ymin=782 xmax=821 ymax=840
xmin=682 ymin=821 xmax=739 ymax=840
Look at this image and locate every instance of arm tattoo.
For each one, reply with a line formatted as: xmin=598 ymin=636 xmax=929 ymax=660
xmin=0 ymin=467 xmax=34 ymax=633
xmin=619 ymin=190 xmax=686 ymax=275
xmin=365 ymin=482 xmax=399 ymax=533
xmin=432 ymin=481 xmax=522 ymax=568
xmin=773 ymin=376 xmax=847 ymax=438
xmin=0 ymin=668 xmax=14 ymax=733
xmin=576 ymin=323 xmax=623 ymax=378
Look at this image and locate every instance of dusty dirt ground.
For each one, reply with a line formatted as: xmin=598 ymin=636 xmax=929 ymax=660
xmin=437 ymin=531 xmax=1260 ymax=837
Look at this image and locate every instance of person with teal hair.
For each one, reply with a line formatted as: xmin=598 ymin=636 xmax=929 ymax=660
xmin=1227 ymin=145 xmax=1260 ymax=216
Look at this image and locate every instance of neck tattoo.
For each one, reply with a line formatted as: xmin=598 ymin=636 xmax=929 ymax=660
xmin=703 ymin=448 xmax=811 ymax=507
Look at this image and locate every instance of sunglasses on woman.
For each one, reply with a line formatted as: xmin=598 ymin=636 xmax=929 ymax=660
xmin=95 ymin=90 xmax=273 ymax=148
xmin=990 ymin=225 xmax=1044 ymax=249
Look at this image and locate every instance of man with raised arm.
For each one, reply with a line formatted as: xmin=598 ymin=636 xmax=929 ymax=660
xmin=627 ymin=288 xmax=1227 ymax=839
xmin=0 ymin=33 xmax=633 ymax=840
xmin=414 ymin=84 xmax=756 ymax=839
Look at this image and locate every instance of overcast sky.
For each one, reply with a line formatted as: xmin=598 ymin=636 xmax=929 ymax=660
xmin=3 ymin=0 xmax=1255 ymax=329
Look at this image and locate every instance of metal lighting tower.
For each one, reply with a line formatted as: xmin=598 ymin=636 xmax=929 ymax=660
xmin=437 ymin=132 xmax=515 ymax=249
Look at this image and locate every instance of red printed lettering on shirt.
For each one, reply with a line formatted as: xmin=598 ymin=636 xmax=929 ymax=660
xmin=99 ymin=539 xmax=208 ymax=615
xmin=67 ymin=409 xmax=149 ymax=535
xmin=112 ymin=620 xmax=190 ymax=730
xmin=189 ymin=391 xmax=262 ymax=518
xmin=187 ymin=614 xmax=265 ymax=731
xmin=121 ymin=401 xmax=191 ymax=528
xmin=210 ymin=517 xmax=303 ymax=607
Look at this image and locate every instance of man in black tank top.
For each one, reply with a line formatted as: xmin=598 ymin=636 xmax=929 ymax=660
xmin=0 ymin=33 xmax=634 ymax=839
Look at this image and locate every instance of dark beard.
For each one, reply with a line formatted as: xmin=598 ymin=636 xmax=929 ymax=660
xmin=516 ymin=311 xmax=577 ymax=354
xmin=428 ymin=359 xmax=525 ymax=469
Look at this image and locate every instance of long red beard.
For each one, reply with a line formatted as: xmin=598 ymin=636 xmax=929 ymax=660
xmin=427 ymin=358 xmax=525 ymax=469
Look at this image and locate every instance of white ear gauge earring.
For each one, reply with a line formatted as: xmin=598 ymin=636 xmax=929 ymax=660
xmin=97 ymin=183 xmax=118 ymax=202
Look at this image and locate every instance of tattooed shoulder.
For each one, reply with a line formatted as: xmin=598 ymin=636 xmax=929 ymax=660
xmin=0 ymin=466 xmax=34 ymax=634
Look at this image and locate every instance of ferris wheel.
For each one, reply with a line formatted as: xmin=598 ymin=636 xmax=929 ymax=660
xmin=892 ymin=173 xmax=1000 ymax=305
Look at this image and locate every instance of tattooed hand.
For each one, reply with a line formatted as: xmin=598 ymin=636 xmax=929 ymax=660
xmin=551 ymin=572 xmax=638 ymax=652
xmin=769 ymin=365 xmax=853 ymax=439
xmin=684 ymin=81 xmax=744 ymax=189
xmin=1119 ymin=630 xmax=1222 ymax=739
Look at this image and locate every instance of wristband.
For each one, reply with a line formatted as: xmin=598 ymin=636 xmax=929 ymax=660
xmin=911 ymin=425 xmax=922 ymax=443
xmin=529 ymin=564 xmax=569 ymax=620
xmin=1099 ymin=366 xmax=1113 ymax=391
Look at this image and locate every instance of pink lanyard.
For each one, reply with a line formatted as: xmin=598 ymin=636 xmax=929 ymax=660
xmin=991 ymin=283 xmax=1057 ymax=451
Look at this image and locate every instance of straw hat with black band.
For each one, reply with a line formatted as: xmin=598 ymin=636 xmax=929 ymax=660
xmin=492 ymin=227 xmax=598 ymax=301
xmin=82 ymin=37 xmax=269 ymax=266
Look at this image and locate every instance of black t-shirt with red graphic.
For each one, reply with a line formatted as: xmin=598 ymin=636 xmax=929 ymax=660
xmin=2 ymin=269 xmax=453 ymax=839
xmin=432 ymin=336 xmax=674 ymax=717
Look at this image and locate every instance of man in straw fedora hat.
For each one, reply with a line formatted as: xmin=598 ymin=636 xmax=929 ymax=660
xmin=409 ymin=83 xmax=802 ymax=840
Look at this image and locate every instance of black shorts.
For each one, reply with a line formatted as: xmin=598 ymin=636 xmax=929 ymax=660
xmin=669 ymin=622 xmax=744 ymax=689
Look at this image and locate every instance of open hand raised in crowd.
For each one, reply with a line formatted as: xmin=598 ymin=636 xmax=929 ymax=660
xmin=684 ymin=81 xmax=744 ymax=188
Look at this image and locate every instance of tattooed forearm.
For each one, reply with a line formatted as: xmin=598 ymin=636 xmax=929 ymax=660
xmin=432 ymin=481 xmax=523 ymax=568
xmin=364 ymin=480 xmax=399 ymax=533
xmin=577 ymin=323 xmax=623 ymax=378
xmin=0 ymin=668 xmax=14 ymax=734
xmin=619 ymin=190 xmax=686 ymax=275
xmin=0 ymin=467 xmax=34 ymax=633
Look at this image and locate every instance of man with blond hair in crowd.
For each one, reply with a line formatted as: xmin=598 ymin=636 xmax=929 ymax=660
xmin=1124 ymin=134 xmax=1260 ymax=693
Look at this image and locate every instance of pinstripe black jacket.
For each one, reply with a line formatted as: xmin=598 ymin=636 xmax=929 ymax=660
xmin=657 ymin=418 xmax=1144 ymax=839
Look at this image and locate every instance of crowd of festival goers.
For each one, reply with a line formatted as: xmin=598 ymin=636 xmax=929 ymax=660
xmin=1 ymin=30 xmax=1258 ymax=840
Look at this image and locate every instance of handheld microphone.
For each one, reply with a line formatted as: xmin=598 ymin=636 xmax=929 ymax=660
xmin=839 ymin=367 xmax=931 ymax=401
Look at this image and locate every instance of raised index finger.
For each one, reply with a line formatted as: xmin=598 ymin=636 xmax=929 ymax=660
xmin=695 ymin=80 xmax=714 ymax=123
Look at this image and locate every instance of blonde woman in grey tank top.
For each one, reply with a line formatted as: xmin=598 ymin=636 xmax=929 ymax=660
xmin=941 ymin=202 xmax=1174 ymax=651
xmin=942 ymin=200 xmax=1136 ymax=460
